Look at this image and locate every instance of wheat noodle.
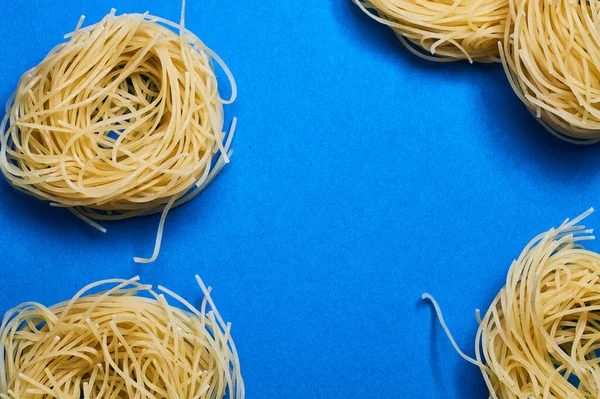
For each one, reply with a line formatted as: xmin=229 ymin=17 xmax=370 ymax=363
xmin=0 ymin=276 xmax=244 ymax=399
xmin=0 ymin=5 xmax=236 ymax=262
xmin=352 ymin=0 xmax=509 ymax=62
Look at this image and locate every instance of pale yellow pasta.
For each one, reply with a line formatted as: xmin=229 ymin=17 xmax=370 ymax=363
xmin=0 ymin=276 xmax=244 ymax=399
xmin=501 ymin=0 xmax=600 ymax=143
xmin=426 ymin=208 xmax=600 ymax=398
xmin=0 ymin=6 xmax=236 ymax=263
xmin=352 ymin=0 xmax=509 ymax=63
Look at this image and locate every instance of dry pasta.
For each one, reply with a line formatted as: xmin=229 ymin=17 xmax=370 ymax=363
xmin=0 ymin=5 xmax=236 ymax=262
xmin=352 ymin=0 xmax=509 ymax=62
xmin=425 ymin=209 xmax=600 ymax=398
xmin=0 ymin=276 xmax=244 ymax=399
xmin=500 ymin=0 xmax=600 ymax=143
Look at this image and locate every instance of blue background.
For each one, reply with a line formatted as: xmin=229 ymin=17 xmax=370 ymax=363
xmin=1 ymin=1 xmax=600 ymax=398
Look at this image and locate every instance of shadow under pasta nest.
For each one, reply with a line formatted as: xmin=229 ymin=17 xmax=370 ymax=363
xmin=0 ymin=180 xmax=207 ymax=260
xmin=418 ymin=297 xmax=489 ymax=398
xmin=477 ymin=67 xmax=600 ymax=186
xmin=454 ymin=350 xmax=489 ymax=398
xmin=336 ymin=0 xmax=600 ymax=186
xmin=0 ymin=184 xmax=91 ymax=236
xmin=332 ymin=0 xmax=488 ymax=77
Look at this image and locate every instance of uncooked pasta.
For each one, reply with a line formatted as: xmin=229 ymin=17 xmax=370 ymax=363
xmin=0 ymin=276 xmax=244 ymax=399
xmin=0 ymin=5 xmax=236 ymax=262
xmin=500 ymin=0 xmax=600 ymax=143
xmin=352 ymin=0 xmax=509 ymax=63
xmin=425 ymin=208 xmax=600 ymax=398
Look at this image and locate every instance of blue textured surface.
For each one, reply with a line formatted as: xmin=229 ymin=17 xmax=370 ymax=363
xmin=1 ymin=1 xmax=600 ymax=398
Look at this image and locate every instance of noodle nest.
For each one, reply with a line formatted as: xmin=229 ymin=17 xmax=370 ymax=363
xmin=425 ymin=209 xmax=600 ymax=398
xmin=0 ymin=9 xmax=236 ymax=262
xmin=0 ymin=276 xmax=243 ymax=399
xmin=352 ymin=0 xmax=509 ymax=62
xmin=501 ymin=0 xmax=600 ymax=143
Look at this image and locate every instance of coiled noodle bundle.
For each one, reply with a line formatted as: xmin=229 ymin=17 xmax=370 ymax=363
xmin=425 ymin=209 xmax=600 ymax=398
xmin=352 ymin=0 xmax=509 ymax=62
xmin=501 ymin=0 xmax=600 ymax=143
xmin=0 ymin=7 xmax=236 ymax=262
xmin=0 ymin=276 xmax=244 ymax=399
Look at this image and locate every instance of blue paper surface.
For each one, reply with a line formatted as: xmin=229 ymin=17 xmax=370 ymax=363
xmin=1 ymin=1 xmax=600 ymax=398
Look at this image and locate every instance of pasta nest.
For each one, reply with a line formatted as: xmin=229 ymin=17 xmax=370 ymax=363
xmin=501 ymin=0 xmax=600 ymax=143
xmin=352 ymin=0 xmax=509 ymax=62
xmin=0 ymin=10 xmax=236 ymax=262
xmin=427 ymin=209 xmax=600 ymax=398
xmin=0 ymin=276 xmax=244 ymax=399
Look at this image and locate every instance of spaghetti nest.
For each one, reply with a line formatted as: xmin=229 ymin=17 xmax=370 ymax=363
xmin=352 ymin=0 xmax=509 ymax=62
xmin=0 ymin=9 xmax=236 ymax=262
xmin=501 ymin=0 xmax=600 ymax=143
xmin=0 ymin=276 xmax=244 ymax=399
xmin=426 ymin=209 xmax=600 ymax=398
